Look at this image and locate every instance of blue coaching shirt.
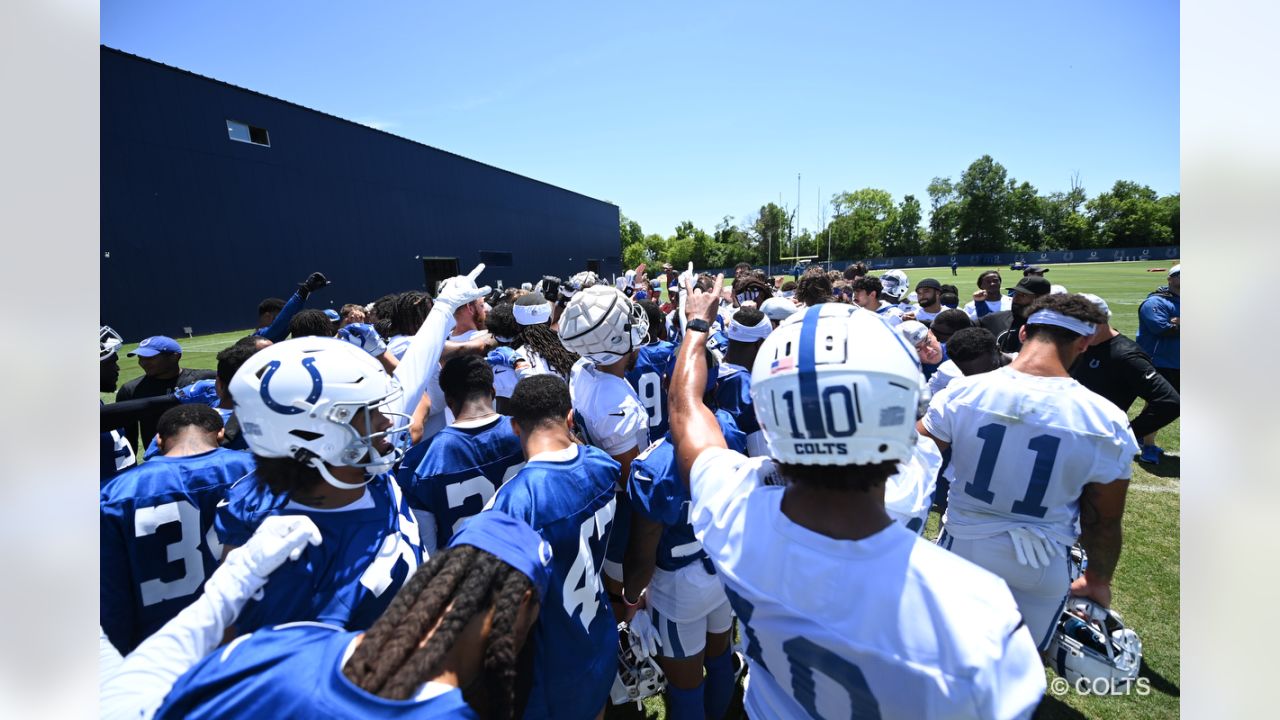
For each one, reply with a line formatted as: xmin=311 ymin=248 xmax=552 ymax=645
xmin=403 ymin=416 xmax=526 ymax=550
xmin=489 ymin=445 xmax=620 ymax=720
xmin=154 ymin=622 xmax=477 ymax=719
xmin=100 ymin=447 xmax=254 ymax=654
xmin=629 ymin=411 xmax=746 ymax=572
xmin=625 ymin=340 xmax=676 ymax=439
xmin=215 ymin=473 xmax=423 ymax=634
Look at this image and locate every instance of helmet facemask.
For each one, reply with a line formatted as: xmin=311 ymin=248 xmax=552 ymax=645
xmin=302 ymin=386 xmax=411 ymax=490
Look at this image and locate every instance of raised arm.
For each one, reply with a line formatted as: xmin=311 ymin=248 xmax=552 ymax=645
xmin=391 ymin=264 xmax=490 ymax=417
xmin=669 ymin=272 xmax=728 ymax=487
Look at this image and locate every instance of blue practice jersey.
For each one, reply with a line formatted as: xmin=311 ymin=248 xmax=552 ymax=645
xmin=100 ymin=447 xmax=254 ymax=654
xmin=629 ymin=411 xmax=746 ymax=572
xmin=100 ymin=400 xmax=136 ymax=484
xmin=625 ymin=341 xmax=676 ymax=439
xmin=155 ymin=622 xmax=477 ymax=719
xmin=216 ymin=473 xmax=423 ymax=634
xmin=489 ymin=446 xmax=621 ymax=720
xmin=404 ymin=416 xmax=526 ymax=550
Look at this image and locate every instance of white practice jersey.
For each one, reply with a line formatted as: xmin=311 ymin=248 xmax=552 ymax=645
xmin=962 ymin=297 xmax=1012 ymax=320
xmin=928 ymin=359 xmax=962 ymax=397
xmin=689 ymin=447 xmax=1044 ymax=719
xmin=875 ymin=302 xmax=904 ymax=328
xmin=884 ymin=433 xmax=943 ymax=534
xmin=519 ymin=348 xmax=567 ymax=381
xmin=912 ymin=306 xmax=942 ymax=323
xmin=569 ymin=357 xmax=649 ymax=456
xmin=923 ymin=366 xmax=1139 ymax=547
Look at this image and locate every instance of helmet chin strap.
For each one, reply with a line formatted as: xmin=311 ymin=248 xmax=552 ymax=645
xmin=310 ymin=457 xmax=374 ymax=491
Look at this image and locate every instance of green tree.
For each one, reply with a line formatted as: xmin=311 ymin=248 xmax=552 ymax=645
xmin=749 ymin=203 xmax=789 ymax=269
xmin=925 ymin=177 xmax=959 ymax=255
xmin=1006 ymin=181 xmax=1044 ymax=251
xmin=884 ymin=194 xmax=924 ymax=257
xmin=1086 ymin=181 xmax=1172 ymax=248
xmin=954 ymin=155 xmax=1012 ymax=253
xmin=828 ymin=188 xmax=895 ymax=260
xmin=1040 ymin=181 xmax=1093 ymax=250
xmin=1158 ymin=193 xmax=1180 ymax=245
xmin=710 ymin=216 xmax=752 ymax=268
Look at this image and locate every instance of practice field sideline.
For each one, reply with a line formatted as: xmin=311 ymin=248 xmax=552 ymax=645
xmin=101 ymin=260 xmax=1179 ymax=719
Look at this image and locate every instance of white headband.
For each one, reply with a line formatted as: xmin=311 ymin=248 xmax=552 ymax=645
xmin=726 ymin=315 xmax=772 ymax=342
xmin=1026 ymin=308 xmax=1096 ymax=337
xmin=513 ymin=302 xmax=552 ymax=326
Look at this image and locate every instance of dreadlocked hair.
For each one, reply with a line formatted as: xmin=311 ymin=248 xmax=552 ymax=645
xmin=515 ymin=322 xmax=579 ymax=379
xmin=341 ymin=544 xmax=534 ymax=718
xmin=388 ymin=291 xmax=432 ymax=337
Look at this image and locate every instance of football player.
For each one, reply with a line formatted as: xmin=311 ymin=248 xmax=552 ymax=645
xmin=626 ymin=300 xmax=677 ymax=440
xmin=100 ymin=404 xmax=256 ymax=655
xmin=488 ymin=375 xmax=621 ymax=720
xmin=213 ymin=266 xmax=491 ymax=634
xmin=558 ymin=285 xmax=652 ymax=618
xmin=920 ymin=293 xmax=1139 ymax=651
xmin=101 ymin=325 xmax=137 ymax=482
xmin=669 ymin=273 xmax=1045 ymax=719
xmin=850 ymin=275 xmax=904 ymax=327
xmin=964 ymin=270 xmax=1013 ymax=320
xmin=100 ymin=515 xmax=322 ymax=720
xmin=714 ymin=306 xmax=771 ymax=457
xmin=512 ymin=291 xmax=580 ymax=380
xmin=402 ymin=355 xmax=526 ymax=553
xmin=624 ymin=357 xmax=747 ymax=720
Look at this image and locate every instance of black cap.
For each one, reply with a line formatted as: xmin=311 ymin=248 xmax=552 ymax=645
xmin=915 ymin=278 xmax=942 ymax=291
xmin=1023 ymin=265 xmax=1049 ymax=274
xmin=1007 ymin=276 xmax=1052 ymax=297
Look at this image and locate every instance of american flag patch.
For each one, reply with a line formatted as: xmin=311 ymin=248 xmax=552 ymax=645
xmin=770 ymin=357 xmax=796 ymax=374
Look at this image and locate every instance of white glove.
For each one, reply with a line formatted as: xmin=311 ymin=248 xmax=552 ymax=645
xmin=434 ymin=263 xmax=491 ymax=315
xmin=1008 ymin=526 xmax=1061 ymax=569
xmin=208 ymin=515 xmax=323 ymax=603
xmin=628 ymin=606 xmax=661 ymax=658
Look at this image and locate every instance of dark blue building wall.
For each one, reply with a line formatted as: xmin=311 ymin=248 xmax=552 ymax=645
xmin=101 ymin=46 xmax=620 ymax=340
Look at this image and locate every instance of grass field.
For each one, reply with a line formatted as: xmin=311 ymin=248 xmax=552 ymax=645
xmin=104 ymin=261 xmax=1178 ymax=719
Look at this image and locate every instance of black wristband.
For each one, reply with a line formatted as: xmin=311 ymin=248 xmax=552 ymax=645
xmin=686 ymin=318 xmax=711 ymax=333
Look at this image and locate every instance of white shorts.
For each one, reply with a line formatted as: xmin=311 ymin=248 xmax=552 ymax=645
xmin=938 ymin=528 xmax=1071 ymax=651
xmin=651 ymin=599 xmax=733 ymax=659
xmin=647 ymin=561 xmax=734 ymax=659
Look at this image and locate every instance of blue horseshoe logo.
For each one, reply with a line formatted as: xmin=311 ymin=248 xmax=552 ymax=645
xmin=259 ymin=357 xmax=323 ymax=414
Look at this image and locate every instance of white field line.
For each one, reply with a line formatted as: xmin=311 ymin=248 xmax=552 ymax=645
xmin=1131 ymin=483 xmax=1180 ymax=494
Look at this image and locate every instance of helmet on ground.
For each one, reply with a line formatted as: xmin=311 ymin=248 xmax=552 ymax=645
xmin=609 ymin=622 xmax=666 ymax=706
xmin=100 ymin=325 xmax=124 ymax=361
xmin=750 ymin=304 xmax=923 ymax=465
xmin=558 ymin=285 xmax=648 ymax=365
xmin=1047 ymin=598 xmax=1143 ymax=691
xmin=228 ymin=336 xmax=409 ymax=489
xmin=880 ymin=270 xmax=909 ymax=301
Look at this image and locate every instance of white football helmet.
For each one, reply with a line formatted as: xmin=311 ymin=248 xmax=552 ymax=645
xmin=880 ymin=269 xmax=909 ymax=301
xmin=609 ymin=622 xmax=666 ymax=706
xmin=100 ymin=325 xmax=124 ymax=361
xmin=750 ymin=304 xmax=924 ymax=466
xmin=228 ymin=336 xmax=410 ymax=490
xmin=558 ymin=285 xmax=648 ymax=365
xmin=1048 ymin=598 xmax=1143 ymax=691
xmin=564 ymin=270 xmax=601 ymax=299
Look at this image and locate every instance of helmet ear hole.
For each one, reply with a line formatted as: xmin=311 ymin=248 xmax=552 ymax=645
xmin=290 ymin=430 xmax=323 ymax=442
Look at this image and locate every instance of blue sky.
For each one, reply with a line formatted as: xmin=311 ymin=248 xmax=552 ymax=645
xmin=101 ymin=1 xmax=1179 ymax=238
